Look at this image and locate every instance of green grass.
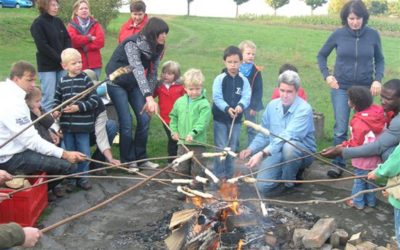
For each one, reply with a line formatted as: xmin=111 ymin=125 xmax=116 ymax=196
xmin=1 ymin=9 xmax=400 ymax=160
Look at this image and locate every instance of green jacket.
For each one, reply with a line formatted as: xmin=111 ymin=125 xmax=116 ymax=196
xmin=0 ymin=222 xmax=25 ymax=248
xmin=375 ymin=143 xmax=400 ymax=209
xmin=169 ymin=91 xmax=211 ymax=146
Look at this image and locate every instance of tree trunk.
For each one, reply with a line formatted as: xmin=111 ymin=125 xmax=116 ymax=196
xmin=187 ymin=1 xmax=190 ymax=16
xmin=236 ymin=4 xmax=239 ymax=18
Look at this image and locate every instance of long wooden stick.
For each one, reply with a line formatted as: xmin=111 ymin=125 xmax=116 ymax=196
xmin=0 ymin=66 xmax=131 ymax=149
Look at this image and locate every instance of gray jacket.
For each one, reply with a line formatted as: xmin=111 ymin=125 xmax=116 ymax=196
xmin=343 ymin=113 xmax=400 ymax=161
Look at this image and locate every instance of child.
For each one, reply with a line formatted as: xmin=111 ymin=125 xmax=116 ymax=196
xmin=212 ymin=46 xmax=251 ymax=179
xmin=154 ymin=61 xmax=185 ymax=162
xmin=25 ymin=86 xmax=60 ymax=145
xmin=118 ymin=0 xmax=148 ymax=43
xmin=343 ymin=86 xmax=385 ymax=209
xmin=169 ymin=69 xmax=211 ymax=186
xmin=271 ymin=63 xmax=308 ymax=101
xmin=238 ymin=40 xmax=264 ymax=145
xmin=53 ymin=48 xmax=99 ymax=191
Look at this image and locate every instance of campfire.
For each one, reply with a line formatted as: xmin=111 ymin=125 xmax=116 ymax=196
xmin=165 ymin=181 xmax=318 ymax=249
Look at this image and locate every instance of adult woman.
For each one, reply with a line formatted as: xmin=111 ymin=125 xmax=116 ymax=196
xmin=30 ymin=0 xmax=71 ymax=112
xmin=118 ymin=0 xmax=148 ymax=43
xmin=317 ymin=0 xmax=384 ymax=178
xmin=67 ymin=0 xmax=105 ymax=78
xmin=105 ymin=17 xmax=168 ymax=169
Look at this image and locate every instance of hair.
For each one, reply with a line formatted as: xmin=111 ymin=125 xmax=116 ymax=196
xmin=347 ymin=86 xmax=372 ymax=111
xmin=71 ymin=0 xmax=90 ymax=19
xmin=340 ymin=0 xmax=369 ymax=27
xmin=25 ymin=86 xmax=42 ymax=103
xmin=130 ymin=0 xmax=146 ymax=12
xmin=277 ymin=70 xmax=301 ymax=91
xmin=140 ymin=17 xmax=169 ymax=55
xmin=183 ymin=69 xmax=204 ymax=87
xmin=10 ymin=61 xmax=36 ymax=79
xmin=223 ymin=46 xmax=243 ymax=61
xmin=37 ymin=0 xmax=59 ymax=15
xmin=61 ymin=48 xmax=81 ymax=64
xmin=384 ymin=79 xmax=400 ymax=98
xmin=278 ymin=63 xmax=298 ymax=74
xmin=161 ymin=61 xmax=181 ymax=81
xmin=238 ymin=40 xmax=256 ymax=52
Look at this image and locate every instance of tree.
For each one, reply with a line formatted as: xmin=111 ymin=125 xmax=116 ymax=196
xmin=305 ymin=0 xmax=327 ymax=15
xmin=265 ymin=0 xmax=290 ymax=15
xmin=328 ymin=0 xmax=347 ymax=14
xmin=233 ymin=0 xmax=250 ymax=17
xmin=58 ymin=0 xmax=122 ymax=31
xmin=187 ymin=0 xmax=194 ymax=16
xmin=368 ymin=0 xmax=388 ymax=15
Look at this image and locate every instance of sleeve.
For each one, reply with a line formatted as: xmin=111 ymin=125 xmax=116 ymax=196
xmin=94 ymin=110 xmax=111 ymax=153
xmin=248 ymin=106 xmax=270 ymax=153
xmin=67 ymin=23 xmax=91 ymax=49
xmin=189 ymin=101 xmax=211 ymax=138
xmin=0 ymin=223 xmax=25 ymax=249
xmin=53 ymin=82 xmax=63 ymax=109
xmin=30 ymin=20 xmax=62 ymax=64
xmin=373 ymin=32 xmax=384 ymax=82
xmin=317 ymin=31 xmax=337 ymax=80
xmin=77 ymin=78 xmax=99 ymax=112
xmin=212 ymin=75 xmax=229 ymax=112
xmin=62 ymin=20 xmax=71 ymax=49
xmin=86 ymin=23 xmax=105 ymax=51
xmin=343 ymin=116 xmax=400 ymax=160
xmin=169 ymin=101 xmax=179 ymax=134
xmin=375 ymin=144 xmax=400 ymax=178
xmin=250 ymin=71 xmax=263 ymax=111
xmin=124 ymin=42 xmax=152 ymax=97
xmin=266 ymin=104 xmax=313 ymax=155
xmin=342 ymin=117 xmax=369 ymax=147
xmin=37 ymin=112 xmax=55 ymax=130
xmin=238 ymin=76 xmax=251 ymax=110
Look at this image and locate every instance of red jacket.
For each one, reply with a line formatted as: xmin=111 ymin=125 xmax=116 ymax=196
xmin=118 ymin=14 xmax=148 ymax=43
xmin=154 ymin=82 xmax=185 ymax=124
xmin=343 ymin=104 xmax=386 ymax=170
xmin=67 ymin=17 xmax=105 ymax=70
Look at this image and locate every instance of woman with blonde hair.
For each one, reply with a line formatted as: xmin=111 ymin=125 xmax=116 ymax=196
xmin=67 ymin=0 xmax=105 ymax=78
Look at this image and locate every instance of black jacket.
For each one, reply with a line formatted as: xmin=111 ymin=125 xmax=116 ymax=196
xmin=30 ymin=13 xmax=71 ymax=72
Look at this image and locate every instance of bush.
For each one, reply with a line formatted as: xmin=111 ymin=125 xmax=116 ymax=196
xmin=369 ymin=0 xmax=388 ymax=15
xmin=58 ymin=0 xmax=123 ymax=30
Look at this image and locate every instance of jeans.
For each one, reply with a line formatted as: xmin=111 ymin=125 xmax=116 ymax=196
xmin=395 ymin=208 xmax=400 ymax=247
xmin=163 ymin=124 xmax=178 ymax=163
xmin=90 ymin=119 xmax=119 ymax=168
xmin=0 ymin=149 xmax=76 ymax=190
xmin=244 ymin=108 xmax=258 ymax=146
xmin=256 ymin=140 xmax=314 ymax=193
xmin=38 ymin=70 xmax=65 ymax=112
xmin=63 ymin=132 xmax=90 ymax=185
xmin=330 ymin=88 xmax=350 ymax=168
xmin=107 ymin=84 xmax=150 ymax=163
xmin=213 ymin=120 xmax=241 ymax=179
xmin=351 ymin=168 xmax=376 ymax=208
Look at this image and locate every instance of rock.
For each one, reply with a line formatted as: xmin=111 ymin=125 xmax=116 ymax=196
xmin=355 ymin=241 xmax=378 ymax=250
xmin=293 ymin=228 xmax=309 ymax=248
xmin=330 ymin=228 xmax=349 ymax=247
xmin=302 ymin=218 xmax=337 ymax=248
xmin=345 ymin=243 xmax=357 ymax=250
xmin=319 ymin=243 xmax=333 ymax=250
xmin=348 ymin=232 xmax=362 ymax=245
xmin=376 ymin=246 xmax=389 ymax=250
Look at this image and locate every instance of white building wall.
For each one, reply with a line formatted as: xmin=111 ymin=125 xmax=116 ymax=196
xmin=119 ymin=0 xmax=329 ymax=17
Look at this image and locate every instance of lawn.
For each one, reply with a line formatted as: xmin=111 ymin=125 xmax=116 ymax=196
xmin=1 ymin=8 xmax=400 ymax=160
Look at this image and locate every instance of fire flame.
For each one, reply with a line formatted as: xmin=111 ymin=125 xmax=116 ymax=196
xmin=219 ymin=182 xmax=241 ymax=215
xmin=189 ymin=196 xmax=204 ymax=208
xmin=237 ymin=239 xmax=244 ymax=250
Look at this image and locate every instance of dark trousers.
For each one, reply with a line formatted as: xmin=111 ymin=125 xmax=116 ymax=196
xmin=163 ymin=124 xmax=178 ymax=163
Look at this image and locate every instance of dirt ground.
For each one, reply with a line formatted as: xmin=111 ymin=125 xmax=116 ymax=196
xmin=20 ymin=162 xmax=395 ymax=250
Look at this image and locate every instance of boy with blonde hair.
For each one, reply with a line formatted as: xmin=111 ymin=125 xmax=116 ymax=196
xmin=169 ymin=69 xmax=211 ymax=186
xmin=238 ymin=40 xmax=263 ymax=145
xmin=52 ymin=48 xmax=99 ymax=190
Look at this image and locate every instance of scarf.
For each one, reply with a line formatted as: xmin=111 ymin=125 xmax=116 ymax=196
xmin=239 ymin=63 xmax=253 ymax=78
xmin=77 ymin=16 xmax=90 ymax=33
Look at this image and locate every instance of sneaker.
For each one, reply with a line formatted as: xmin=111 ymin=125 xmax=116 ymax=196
xmin=263 ymin=184 xmax=288 ymax=198
xmin=52 ymin=186 xmax=66 ymax=198
xmin=140 ymin=161 xmax=159 ymax=169
xmin=77 ymin=182 xmax=92 ymax=191
xmin=127 ymin=163 xmax=140 ymax=173
xmin=327 ymin=168 xmax=343 ymax=178
xmin=345 ymin=199 xmax=364 ymax=210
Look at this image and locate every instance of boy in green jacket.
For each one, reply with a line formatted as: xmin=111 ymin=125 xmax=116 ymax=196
xmin=368 ymin=144 xmax=400 ymax=246
xmin=169 ymin=69 xmax=211 ymax=185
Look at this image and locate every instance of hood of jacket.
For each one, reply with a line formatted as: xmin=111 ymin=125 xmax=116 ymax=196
xmin=353 ymin=104 xmax=386 ymax=134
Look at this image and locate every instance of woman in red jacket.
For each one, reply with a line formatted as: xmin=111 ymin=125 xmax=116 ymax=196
xmin=67 ymin=0 xmax=105 ymax=78
xmin=118 ymin=0 xmax=148 ymax=43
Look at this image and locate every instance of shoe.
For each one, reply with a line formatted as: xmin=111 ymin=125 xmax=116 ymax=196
xmin=127 ymin=163 xmax=140 ymax=173
xmin=327 ymin=168 xmax=343 ymax=178
xmin=140 ymin=161 xmax=159 ymax=169
xmin=263 ymin=184 xmax=288 ymax=198
xmin=52 ymin=186 xmax=66 ymax=198
xmin=345 ymin=199 xmax=364 ymax=210
xmin=48 ymin=192 xmax=57 ymax=202
xmin=77 ymin=182 xmax=92 ymax=191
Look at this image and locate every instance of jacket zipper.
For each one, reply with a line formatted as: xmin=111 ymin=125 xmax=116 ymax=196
xmin=354 ymin=31 xmax=360 ymax=82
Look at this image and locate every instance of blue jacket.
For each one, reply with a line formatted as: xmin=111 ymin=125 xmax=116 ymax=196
xmin=212 ymin=69 xmax=251 ymax=124
xmin=317 ymin=25 xmax=384 ymax=89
